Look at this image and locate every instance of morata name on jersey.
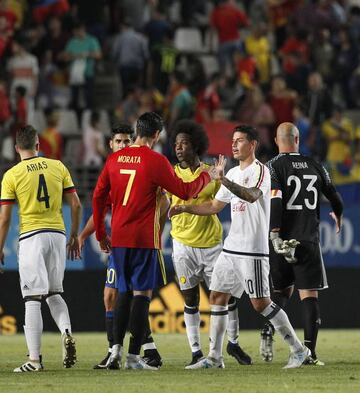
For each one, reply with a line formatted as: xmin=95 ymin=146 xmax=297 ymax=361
xmin=117 ymin=155 xmax=141 ymax=164
xmin=26 ymin=161 xmax=48 ymax=172
xmin=292 ymin=162 xmax=308 ymax=169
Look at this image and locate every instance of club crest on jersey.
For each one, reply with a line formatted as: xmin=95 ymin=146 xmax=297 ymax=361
xmin=232 ymin=201 xmax=246 ymax=212
xmin=244 ymin=177 xmax=249 ymax=185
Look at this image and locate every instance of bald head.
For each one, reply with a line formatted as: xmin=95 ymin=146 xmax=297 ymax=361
xmin=275 ymin=122 xmax=299 ymax=153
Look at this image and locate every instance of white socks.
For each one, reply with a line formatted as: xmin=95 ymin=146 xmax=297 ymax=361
xmin=227 ymin=300 xmax=239 ymax=345
xmin=208 ymin=305 xmax=228 ymax=360
xmin=46 ymin=294 xmax=71 ymax=334
xmin=261 ymin=302 xmax=303 ymax=353
xmin=24 ymin=300 xmax=43 ymax=361
xmin=184 ymin=305 xmax=201 ymax=353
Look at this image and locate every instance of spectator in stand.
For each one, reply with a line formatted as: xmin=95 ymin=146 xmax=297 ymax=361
xmin=333 ymin=27 xmax=359 ymax=108
xmin=7 ymin=35 xmax=38 ymax=124
xmin=268 ymin=75 xmax=297 ymax=126
xmin=292 ymin=103 xmax=311 ymax=156
xmin=13 ymin=85 xmax=27 ymax=128
xmin=322 ymin=105 xmax=354 ymax=183
xmin=112 ymin=19 xmax=149 ymax=98
xmin=279 ymin=28 xmax=310 ymax=93
xmin=195 ymin=72 xmax=221 ymax=124
xmin=210 ymin=0 xmax=248 ymax=74
xmin=301 ymin=71 xmax=333 ymax=127
xmin=39 ymin=109 xmax=63 ymax=160
xmin=268 ymin=0 xmax=301 ymax=49
xmin=235 ymin=85 xmax=275 ymax=160
xmin=32 ymin=0 xmax=70 ymax=24
xmin=151 ymin=30 xmax=179 ymax=94
xmin=245 ymin=23 xmax=271 ymax=85
xmin=0 ymin=0 xmax=15 ymax=58
xmin=311 ymin=29 xmax=334 ymax=85
xmin=0 ymin=0 xmax=17 ymax=33
xmin=166 ymin=70 xmax=193 ymax=128
xmin=0 ymin=79 xmax=11 ymax=158
xmin=234 ymin=48 xmax=258 ymax=90
xmin=64 ymin=21 xmax=102 ymax=114
xmin=40 ymin=16 xmax=69 ymax=68
xmin=83 ymin=111 xmax=106 ymax=167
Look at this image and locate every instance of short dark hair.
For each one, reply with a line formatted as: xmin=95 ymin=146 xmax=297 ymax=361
xmin=111 ymin=123 xmax=135 ymax=139
xmin=16 ymin=125 xmax=38 ymax=150
xmin=15 ymin=85 xmax=27 ymax=97
xmin=90 ymin=111 xmax=100 ymax=125
xmin=136 ymin=112 xmax=163 ymax=138
xmin=171 ymin=119 xmax=209 ymax=157
xmin=233 ymin=125 xmax=259 ymax=142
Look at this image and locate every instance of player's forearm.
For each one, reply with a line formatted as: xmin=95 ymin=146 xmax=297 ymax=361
xmin=79 ymin=215 xmax=95 ymax=241
xmin=0 ymin=216 xmax=11 ymax=251
xmin=328 ymin=191 xmax=344 ymax=218
xmin=181 ymin=201 xmax=219 ymax=216
xmin=222 ymin=177 xmax=262 ymax=203
xmin=70 ymin=199 xmax=82 ymax=237
xmin=270 ymin=197 xmax=283 ymax=232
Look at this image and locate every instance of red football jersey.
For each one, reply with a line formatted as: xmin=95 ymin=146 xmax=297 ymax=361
xmin=93 ymin=145 xmax=211 ymax=249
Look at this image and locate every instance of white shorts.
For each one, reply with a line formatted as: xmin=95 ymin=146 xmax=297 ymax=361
xmin=210 ymin=252 xmax=270 ymax=299
xmin=172 ymin=239 xmax=222 ymax=290
xmin=18 ymin=231 xmax=66 ymax=298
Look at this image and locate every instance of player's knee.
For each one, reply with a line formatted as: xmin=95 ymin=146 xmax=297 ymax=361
xmin=209 ymin=291 xmax=228 ymax=306
xmin=24 ymin=295 xmax=42 ymax=302
xmin=182 ymin=290 xmax=199 ymax=308
xmin=251 ymin=298 xmax=270 ymax=313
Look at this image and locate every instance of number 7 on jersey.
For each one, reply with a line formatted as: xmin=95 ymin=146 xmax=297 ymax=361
xmin=120 ymin=169 xmax=136 ymax=206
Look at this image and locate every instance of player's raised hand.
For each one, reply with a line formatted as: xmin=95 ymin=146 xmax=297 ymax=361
xmin=99 ymin=235 xmax=112 ymax=254
xmin=168 ymin=205 xmax=187 ymax=218
xmin=67 ymin=234 xmax=81 ymax=260
xmin=330 ymin=212 xmax=342 ymax=234
xmin=205 ymin=154 xmax=227 ymax=181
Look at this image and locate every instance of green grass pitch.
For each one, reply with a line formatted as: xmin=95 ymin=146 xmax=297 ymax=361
xmin=0 ymin=330 xmax=359 ymax=393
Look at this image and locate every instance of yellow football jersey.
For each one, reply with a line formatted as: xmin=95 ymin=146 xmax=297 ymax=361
xmin=0 ymin=156 xmax=76 ymax=235
xmin=168 ymin=163 xmax=223 ymax=248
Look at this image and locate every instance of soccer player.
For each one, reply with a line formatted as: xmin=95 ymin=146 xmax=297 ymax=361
xmin=170 ymin=125 xmax=310 ymax=369
xmin=78 ymin=125 xmax=163 ymax=369
xmin=168 ymin=119 xmax=251 ymax=367
xmin=260 ymin=122 xmax=343 ymax=365
xmin=92 ymin=112 xmax=225 ymax=370
xmin=0 ymin=125 xmax=82 ymax=372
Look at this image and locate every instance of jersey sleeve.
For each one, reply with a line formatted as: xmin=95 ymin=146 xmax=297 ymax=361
xmin=152 ymin=154 xmax=211 ymax=201
xmin=0 ymin=171 xmax=16 ymax=205
xmin=317 ymin=162 xmax=343 ymax=216
xmin=266 ymin=159 xmax=282 ymax=191
xmin=62 ymin=163 xmax=76 ymax=193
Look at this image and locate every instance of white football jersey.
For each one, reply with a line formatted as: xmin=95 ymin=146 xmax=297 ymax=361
xmin=216 ymin=159 xmax=270 ymax=256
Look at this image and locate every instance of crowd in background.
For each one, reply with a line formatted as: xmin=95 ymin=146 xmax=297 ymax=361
xmin=0 ymin=0 xmax=360 ymax=186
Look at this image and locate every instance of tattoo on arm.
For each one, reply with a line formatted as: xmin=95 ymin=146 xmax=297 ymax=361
xmin=222 ymin=177 xmax=262 ymax=203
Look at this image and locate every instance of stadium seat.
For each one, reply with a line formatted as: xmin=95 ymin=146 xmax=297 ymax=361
xmin=57 ymin=110 xmax=80 ymax=135
xmin=33 ymin=110 xmax=47 ymax=132
xmin=174 ymin=27 xmax=204 ymax=53
xmin=199 ymin=55 xmax=219 ymax=77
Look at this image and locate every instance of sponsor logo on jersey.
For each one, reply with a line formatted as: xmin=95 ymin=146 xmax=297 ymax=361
xmin=149 ymin=281 xmax=211 ymax=333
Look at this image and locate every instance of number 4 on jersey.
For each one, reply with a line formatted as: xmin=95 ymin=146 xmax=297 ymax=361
xmin=37 ymin=174 xmax=50 ymax=208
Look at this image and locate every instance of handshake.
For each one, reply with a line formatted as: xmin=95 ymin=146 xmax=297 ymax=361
xmin=270 ymin=232 xmax=300 ymax=264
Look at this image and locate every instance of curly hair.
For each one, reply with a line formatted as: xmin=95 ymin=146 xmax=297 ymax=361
xmin=170 ymin=119 xmax=209 ymax=157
